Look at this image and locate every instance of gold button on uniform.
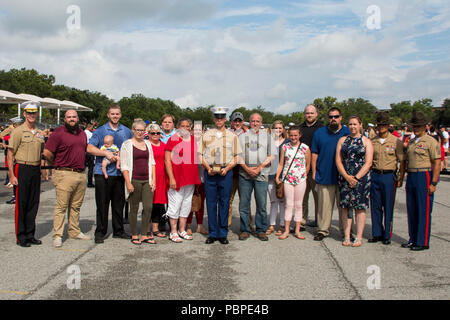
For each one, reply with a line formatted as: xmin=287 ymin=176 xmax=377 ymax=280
xmin=406 ymin=134 xmax=441 ymax=170
xmin=372 ymin=133 xmax=405 ymax=170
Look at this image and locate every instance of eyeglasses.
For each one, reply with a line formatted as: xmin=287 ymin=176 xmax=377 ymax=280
xmin=328 ymin=115 xmax=340 ymax=119
xmin=149 ymin=132 xmax=161 ymax=135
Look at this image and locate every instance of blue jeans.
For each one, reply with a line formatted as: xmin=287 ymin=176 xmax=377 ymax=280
xmin=239 ymin=175 xmax=268 ymax=234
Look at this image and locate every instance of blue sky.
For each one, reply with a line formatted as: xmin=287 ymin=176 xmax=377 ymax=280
xmin=0 ymin=0 xmax=448 ymax=114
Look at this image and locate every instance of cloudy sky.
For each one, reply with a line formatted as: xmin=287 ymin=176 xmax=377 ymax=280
xmin=0 ymin=0 xmax=449 ymax=113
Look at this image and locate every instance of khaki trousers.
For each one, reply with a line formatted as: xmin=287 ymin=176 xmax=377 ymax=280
xmin=52 ymin=170 xmax=87 ymax=238
xmin=316 ymin=184 xmax=346 ymax=237
xmin=302 ymin=172 xmax=318 ymax=225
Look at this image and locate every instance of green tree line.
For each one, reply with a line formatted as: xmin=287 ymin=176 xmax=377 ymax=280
xmin=1 ymin=68 xmax=449 ymax=128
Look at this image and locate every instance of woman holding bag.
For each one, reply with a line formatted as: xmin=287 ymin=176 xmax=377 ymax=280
xmin=266 ymin=120 xmax=290 ymax=236
xmin=275 ymin=126 xmax=310 ymax=240
xmin=121 ymin=120 xmax=156 ymax=245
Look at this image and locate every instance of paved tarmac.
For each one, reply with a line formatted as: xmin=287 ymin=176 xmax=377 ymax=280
xmin=0 ymin=163 xmax=449 ymax=301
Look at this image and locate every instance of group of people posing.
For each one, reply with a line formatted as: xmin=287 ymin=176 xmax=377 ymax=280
xmin=6 ymin=102 xmax=442 ymax=252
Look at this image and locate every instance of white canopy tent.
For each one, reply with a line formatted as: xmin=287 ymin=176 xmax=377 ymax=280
xmin=0 ymin=92 xmax=93 ymax=125
xmin=0 ymin=90 xmax=28 ymax=105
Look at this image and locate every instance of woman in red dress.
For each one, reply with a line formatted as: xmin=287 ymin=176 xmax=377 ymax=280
xmin=146 ymin=124 xmax=168 ymax=238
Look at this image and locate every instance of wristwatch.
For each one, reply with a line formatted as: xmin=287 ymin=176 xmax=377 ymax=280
xmin=430 ymin=181 xmax=438 ymax=186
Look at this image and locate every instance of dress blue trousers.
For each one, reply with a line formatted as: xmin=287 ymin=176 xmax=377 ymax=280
xmin=204 ymin=170 xmax=233 ymax=239
xmin=405 ymin=171 xmax=434 ymax=247
xmin=370 ymin=172 xmax=397 ymax=240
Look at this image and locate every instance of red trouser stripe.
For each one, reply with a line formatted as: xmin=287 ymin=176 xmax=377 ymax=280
xmin=391 ymin=180 xmax=397 ymax=239
xmin=14 ymin=164 xmax=19 ymax=242
xmin=425 ymin=172 xmax=430 ymax=247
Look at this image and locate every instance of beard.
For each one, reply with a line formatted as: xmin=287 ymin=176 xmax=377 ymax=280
xmin=329 ymin=122 xmax=339 ymax=131
xmin=65 ymin=122 xmax=79 ymax=134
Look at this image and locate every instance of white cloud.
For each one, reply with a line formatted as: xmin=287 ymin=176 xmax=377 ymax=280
xmin=276 ymin=102 xmax=297 ymax=114
xmin=174 ymin=94 xmax=200 ymax=108
xmin=266 ymin=83 xmax=288 ymax=99
xmin=0 ymin=0 xmax=449 ymax=116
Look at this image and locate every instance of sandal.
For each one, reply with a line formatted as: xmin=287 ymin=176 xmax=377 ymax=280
xmin=294 ymin=233 xmax=305 ymax=240
xmin=141 ymin=238 xmax=156 ymax=244
xmin=153 ymin=231 xmax=167 ymax=238
xmin=178 ymin=230 xmax=193 ymax=240
xmin=131 ymin=238 xmax=141 ymax=245
xmin=278 ymin=233 xmax=289 ymax=240
xmin=275 ymin=227 xmax=285 ymax=236
xmin=342 ymin=238 xmax=351 ymax=247
xmin=266 ymin=226 xmax=275 ymax=235
xmin=352 ymin=238 xmax=362 ymax=247
xmin=169 ymin=233 xmax=183 ymax=243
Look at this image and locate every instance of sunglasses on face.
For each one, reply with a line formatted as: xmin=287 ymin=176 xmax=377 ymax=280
xmin=328 ymin=115 xmax=340 ymax=119
xmin=149 ymin=132 xmax=161 ymax=135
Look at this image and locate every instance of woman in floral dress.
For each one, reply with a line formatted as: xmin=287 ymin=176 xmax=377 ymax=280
xmin=275 ymin=126 xmax=311 ymax=240
xmin=336 ymin=116 xmax=373 ymax=247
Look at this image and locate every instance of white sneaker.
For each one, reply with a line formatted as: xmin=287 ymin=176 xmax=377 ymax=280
xmin=53 ymin=237 xmax=62 ymax=248
xmin=73 ymin=232 xmax=91 ymax=240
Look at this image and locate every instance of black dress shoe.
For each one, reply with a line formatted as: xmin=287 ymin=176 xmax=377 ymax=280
xmin=6 ymin=198 xmax=15 ymax=204
xmin=113 ymin=232 xmax=131 ymax=239
xmin=411 ymin=245 xmax=429 ymax=251
xmin=401 ymin=242 xmax=414 ymax=248
xmin=382 ymin=239 xmax=391 ymax=245
xmin=218 ymin=238 xmax=229 ymax=245
xmin=29 ymin=238 xmax=42 ymax=245
xmin=314 ymin=233 xmax=325 ymax=241
xmin=17 ymin=241 xmax=31 ymax=248
xmin=368 ymin=236 xmax=383 ymax=243
xmin=95 ymin=237 xmax=104 ymax=244
xmin=87 ymin=184 xmax=95 ymax=188
xmin=205 ymin=237 xmax=215 ymax=244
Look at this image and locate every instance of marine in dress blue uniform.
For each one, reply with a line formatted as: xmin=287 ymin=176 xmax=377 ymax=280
xmin=369 ymin=112 xmax=406 ymax=245
xmin=199 ymin=107 xmax=242 ymax=244
xmin=403 ymin=111 xmax=441 ymax=251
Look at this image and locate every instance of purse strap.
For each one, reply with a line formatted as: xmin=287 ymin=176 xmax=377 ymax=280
xmin=281 ymin=144 xmax=301 ymax=183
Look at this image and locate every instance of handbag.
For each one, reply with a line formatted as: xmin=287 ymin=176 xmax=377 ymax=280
xmin=276 ymin=144 xmax=301 ymax=199
xmin=191 ymin=186 xmax=202 ymax=212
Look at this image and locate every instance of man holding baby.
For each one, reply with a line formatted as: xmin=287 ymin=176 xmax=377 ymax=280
xmin=87 ymin=105 xmax=133 ymax=244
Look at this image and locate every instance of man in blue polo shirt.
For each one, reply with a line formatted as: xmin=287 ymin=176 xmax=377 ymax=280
xmin=87 ymin=105 xmax=133 ymax=243
xmin=311 ymin=107 xmax=350 ymax=241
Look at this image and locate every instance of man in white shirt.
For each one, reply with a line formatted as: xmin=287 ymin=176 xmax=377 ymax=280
xmin=441 ymin=126 xmax=449 ymax=171
xmin=85 ymin=123 xmax=95 ymax=188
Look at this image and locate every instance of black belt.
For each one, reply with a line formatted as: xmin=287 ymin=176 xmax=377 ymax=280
xmin=372 ymin=169 xmax=394 ymax=174
xmin=56 ymin=167 xmax=85 ymax=173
